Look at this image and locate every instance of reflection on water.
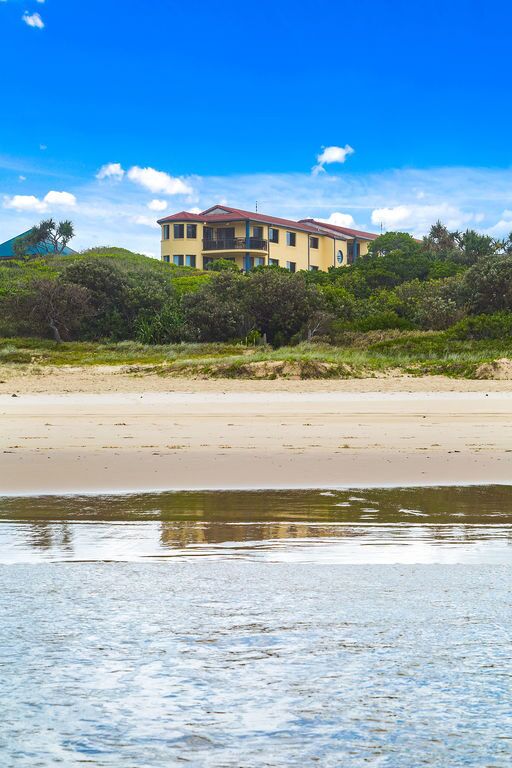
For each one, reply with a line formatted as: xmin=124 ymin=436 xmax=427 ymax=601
xmin=2 ymin=487 xmax=512 ymax=766
xmin=1 ymin=486 xmax=512 ymax=563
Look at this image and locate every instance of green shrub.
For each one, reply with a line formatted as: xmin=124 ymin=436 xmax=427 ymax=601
xmin=353 ymin=312 xmax=414 ymax=331
xmin=204 ymin=258 xmax=239 ymax=272
xmin=448 ymin=312 xmax=512 ymax=340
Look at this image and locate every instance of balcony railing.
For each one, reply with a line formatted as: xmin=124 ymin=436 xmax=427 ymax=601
xmin=202 ymin=237 xmax=268 ymax=251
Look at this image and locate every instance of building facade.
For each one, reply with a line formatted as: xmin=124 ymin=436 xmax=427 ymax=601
xmin=158 ymin=205 xmax=378 ymax=272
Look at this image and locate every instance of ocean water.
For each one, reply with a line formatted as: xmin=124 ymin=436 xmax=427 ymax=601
xmin=1 ymin=487 xmax=511 ymax=766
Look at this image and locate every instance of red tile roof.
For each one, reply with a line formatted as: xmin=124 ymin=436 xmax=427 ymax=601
xmin=157 ymin=205 xmax=333 ymax=236
xmin=198 ymin=205 xmax=324 ymax=233
xmin=157 ymin=211 xmax=208 ymax=223
xmin=157 ymin=205 xmax=379 ymax=240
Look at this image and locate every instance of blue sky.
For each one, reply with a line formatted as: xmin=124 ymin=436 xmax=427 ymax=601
xmin=1 ymin=0 xmax=512 ymax=255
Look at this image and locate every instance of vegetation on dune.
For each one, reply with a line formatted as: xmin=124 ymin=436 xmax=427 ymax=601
xmin=1 ymin=220 xmax=512 ymax=378
xmin=0 ymin=334 xmax=510 ymax=379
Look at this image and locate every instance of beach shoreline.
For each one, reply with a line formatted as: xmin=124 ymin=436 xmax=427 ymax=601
xmin=1 ymin=378 xmax=511 ymax=496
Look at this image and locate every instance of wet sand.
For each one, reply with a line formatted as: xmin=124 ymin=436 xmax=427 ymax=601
xmin=1 ymin=388 xmax=511 ymax=495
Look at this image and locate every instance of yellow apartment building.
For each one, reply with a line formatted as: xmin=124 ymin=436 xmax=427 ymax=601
xmin=158 ymin=204 xmax=378 ymax=272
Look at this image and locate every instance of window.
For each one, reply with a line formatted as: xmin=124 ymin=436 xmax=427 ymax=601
xmin=216 ymin=227 xmax=235 ymax=241
xmin=269 ymin=258 xmax=279 ymax=267
xmin=174 ymin=223 xmax=184 ymax=239
xmin=286 ymin=231 xmax=296 ymax=247
xmin=286 ymin=261 xmax=296 ymax=273
xmin=185 ymin=255 xmax=196 ymax=267
xmin=203 ymin=256 xmax=214 ymax=268
xmin=163 ymin=224 xmax=170 ymax=240
xmin=254 ymin=257 xmax=265 ymax=267
xmin=173 ymin=255 xmax=184 ymax=266
xmin=186 ymin=224 xmax=197 ymax=239
xmin=163 ymin=254 xmax=170 ymax=263
xmin=337 ymin=250 xmax=344 ymax=265
xmin=309 ymin=265 xmax=319 ymax=271
xmin=253 ymin=226 xmax=263 ymax=238
xmin=203 ymin=226 xmax=213 ymax=240
xmin=310 ymin=236 xmax=319 ymax=249
xmin=269 ymin=227 xmax=279 ymax=243
xmin=347 ymin=242 xmax=360 ymax=264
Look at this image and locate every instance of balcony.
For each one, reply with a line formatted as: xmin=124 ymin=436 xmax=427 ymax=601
xmin=202 ymin=237 xmax=268 ymax=252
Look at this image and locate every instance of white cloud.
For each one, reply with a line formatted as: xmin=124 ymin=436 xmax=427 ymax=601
xmin=22 ymin=12 xmax=44 ymax=29
xmin=133 ymin=215 xmax=160 ymax=229
xmin=371 ymin=203 xmax=479 ymax=234
xmin=485 ymin=211 xmax=512 ymax=237
xmin=3 ymin=164 xmax=512 ymax=258
xmin=320 ymin=212 xmax=356 ymax=228
xmin=147 ymin=198 xmax=167 ymax=212
xmin=127 ymin=165 xmax=193 ymax=196
xmin=96 ymin=162 xmax=125 ymax=180
xmin=19 ymin=175 xmax=26 ymax=182
xmin=3 ymin=195 xmax=47 ymax=213
xmin=44 ymin=190 xmax=77 ymax=207
xmin=313 ymin=144 xmax=355 ymax=175
xmin=3 ymin=190 xmax=76 ymax=213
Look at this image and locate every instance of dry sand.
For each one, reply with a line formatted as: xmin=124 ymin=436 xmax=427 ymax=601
xmin=1 ymin=367 xmax=511 ymax=495
xmin=3 ymin=364 xmax=512 ymax=395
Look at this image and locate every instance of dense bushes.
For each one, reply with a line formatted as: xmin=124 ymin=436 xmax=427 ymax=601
xmin=462 ymin=255 xmax=512 ymax=314
xmin=182 ymin=272 xmax=252 ymax=342
xmin=448 ymin=312 xmax=512 ymax=340
xmin=182 ymin=269 xmax=321 ymax=345
xmin=1 ymin=221 xmax=512 ymax=346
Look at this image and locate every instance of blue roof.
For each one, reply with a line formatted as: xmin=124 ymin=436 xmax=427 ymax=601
xmin=0 ymin=230 xmax=76 ymax=259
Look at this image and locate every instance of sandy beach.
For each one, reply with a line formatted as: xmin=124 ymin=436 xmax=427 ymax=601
xmin=1 ymin=370 xmax=511 ymax=495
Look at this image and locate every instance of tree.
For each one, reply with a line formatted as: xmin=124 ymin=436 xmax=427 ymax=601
xmin=367 ymin=231 xmax=421 ymax=258
xmin=8 ymin=279 xmax=92 ymax=341
xmin=183 ymin=272 xmax=254 ymax=341
xmin=394 ymin=277 xmax=465 ymax=329
xmin=13 ymin=219 xmax=75 ymax=258
xmin=463 ymin=255 xmax=512 ymax=313
xmin=245 ymin=269 xmax=321 ymax=345
xmin=423 ymin=221 xmax=458 ymax=258
xmin=502 ymin=233 xmax=512 ymax=255
xmin=64 ymin=257 xmax=177 ymax=340
xmin=454 ymin=229 xmax=498 ymax=265
xmin=64 ymin=258 xmax=130 ymax=339
xmin=341 ymin=233 xmax=433 ymax=291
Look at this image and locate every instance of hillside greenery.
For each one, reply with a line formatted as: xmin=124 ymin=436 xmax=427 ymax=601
xmin=1 ymin=224 xmax=512 ymax=376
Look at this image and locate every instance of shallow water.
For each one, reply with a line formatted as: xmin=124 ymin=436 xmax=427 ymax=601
xmin=1 ymin=486 xmax=512 ymax=564
xmin=1 ymin=487 xmax=512 ymax=766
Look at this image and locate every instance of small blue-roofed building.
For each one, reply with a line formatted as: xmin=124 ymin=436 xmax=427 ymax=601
xmin=0 ymin=230 xmax=77 ymax=260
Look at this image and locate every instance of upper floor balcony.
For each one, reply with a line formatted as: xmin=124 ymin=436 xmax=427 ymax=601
xmin=202 ymin=237 xmax=268 ymax=252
